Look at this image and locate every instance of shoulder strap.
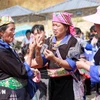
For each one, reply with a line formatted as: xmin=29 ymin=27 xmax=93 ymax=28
xmin=56 ymin=47 xmax=80 ymax=81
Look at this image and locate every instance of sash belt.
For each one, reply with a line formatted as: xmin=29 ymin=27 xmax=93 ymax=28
xmin=0 ymin=77 xmax=27 ymax=89
xmin=47 ymin=68 xmax=71 ymax=77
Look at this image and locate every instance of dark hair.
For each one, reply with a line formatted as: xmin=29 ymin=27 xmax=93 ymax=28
xmin=0 ymin=22 xmax=14 ymax=32
xmin=21 ymin=44 xmax=29 ymax=56
xmin=62 ymin=24 xmax=70 ymax=34
xmin=0 ymin=22 xmax=14 ymax=38
xmin=31 ymin=24 xmax=44 ymax=34
xmin=74 ymin=27 xmax=82 ymax=35
xmin=89 ymin=25 xmax=97 ymax=41
xmin=0 ymin=25 xmax=7 ymax=32
xmin=25 ymin=30 xmax=31 ymax=36
xmin=90 ymin=25 xmax=96 ymax=33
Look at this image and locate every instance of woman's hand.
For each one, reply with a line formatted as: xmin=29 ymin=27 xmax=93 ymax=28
xmin=44 ymin=49 xmax=55 ymax=60
xmin=78 ymin=58 xmax=94 ymax=66
xmin=76 ymin=59 xmax=92 ymax=71
xmin=76 ymin=60 xmax=87 ymax=69
xmin=31 ymin=68 xmax=41 ymax=83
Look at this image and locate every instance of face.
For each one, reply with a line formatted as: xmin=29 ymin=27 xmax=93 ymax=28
xmin=33 ymin=29 xmax=45 ymax=41
xmin=74 ymin=33 xmax=82 ymax=38
xmin=26 ymin=32 xmax=31 ymax=39
xmin=52 ymin=22 xmax=68 ymax=40
xmin=1 ymin=23 xmax=15 ymax=43
xmin=94 ymin=24 xmax=100 ymax=37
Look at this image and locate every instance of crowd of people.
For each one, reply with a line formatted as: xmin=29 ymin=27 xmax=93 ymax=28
xmin=0 ymin=5 xmax=100 ymax=100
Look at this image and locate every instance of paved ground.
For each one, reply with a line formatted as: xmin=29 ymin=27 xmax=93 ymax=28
xmin=86 ymin=91 xmax=100 ymax=100
xmin=32 ymin=91 xmax=98 ymax=100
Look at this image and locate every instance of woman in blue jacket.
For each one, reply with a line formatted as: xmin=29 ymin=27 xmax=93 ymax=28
xmin=76 ymin=5 xmax=100 ymax=83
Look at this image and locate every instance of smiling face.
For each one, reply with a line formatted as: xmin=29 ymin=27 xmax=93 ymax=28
xmin=0 ymin=23 xmax=15 ymax=43
xmin=52 ymin=21 xmax=68 ymax=40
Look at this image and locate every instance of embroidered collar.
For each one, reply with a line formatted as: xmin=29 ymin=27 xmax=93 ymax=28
xmin=52 ymin=34 xmax=71 ymax=46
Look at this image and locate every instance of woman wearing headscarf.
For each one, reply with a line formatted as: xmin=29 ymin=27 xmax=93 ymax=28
xmin=0 ymin=16 xmax=38 ymax=100
xmin=33 ymin=12 xmax=84 ymax=100
xmin=76 ymin=6 xmax=100 ymax=99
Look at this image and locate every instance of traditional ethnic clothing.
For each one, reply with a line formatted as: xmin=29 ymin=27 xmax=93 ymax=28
xmin=0 ymin=16 xmax=36 ymax=100
xmin=43 ymin=34 xmax=83 ymax=100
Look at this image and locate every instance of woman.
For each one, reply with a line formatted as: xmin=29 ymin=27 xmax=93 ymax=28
xmin=33 ymin=12 xmax=84 ymax=100
xmin=76 ymin=5 xmax=100 ymax=83
xmin=76 ymin=6 xmax=100 ymax=99
xmin=0 ymin=16 xmax=36 ymax=100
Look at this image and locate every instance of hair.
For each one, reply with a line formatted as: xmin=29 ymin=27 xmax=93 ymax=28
xmin=74 ymin=27 xmax=82 ymax=35
xmin=0 ymin=22 xmax=14 ymax=38
xmin=21 ymin=44 xmax=29 ymax=56
xmin=0 ymin=22 xmax=14 ymax=32
xmin=90 ymin=25 xmax=96 ymax=33
xmin=62 ymin=24 xmax=70 ymax=34
xmin=31 ymin=24 xmax=44 ymax=34
xmin=25 ymin=30 xmax=31 ymax=36
xmin=89 ymin=25 xmax=97 ymax=41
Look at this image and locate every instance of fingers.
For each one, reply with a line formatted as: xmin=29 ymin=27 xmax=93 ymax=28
xmin=36 ymin=35 xmax=43 ymax=43
xmin=44 ymin=49 xmax=50 ymax=56
xmin=78 ymin=58 xmax=87 ymax=62
xmin=44 ymin=49 xmax=54 ymax=60
xmin=45 ymin=49 xmax=51 ymax=53
xmin=36 ymin=36 xmax=43 ymax=46
xmin=43 ymin=49 xmax=48 ymax=58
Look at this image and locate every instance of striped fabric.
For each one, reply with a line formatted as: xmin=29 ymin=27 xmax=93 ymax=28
xmin=0 ymin=16 xmax=14 ymax=26
xmin=9 ymin=90 xmax=17 ymax=100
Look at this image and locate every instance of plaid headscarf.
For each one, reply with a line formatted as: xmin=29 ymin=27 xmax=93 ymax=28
xmin=52 ymin=12 xmax=75 ymax=35
xmin=0 ymin=16 xmax=14 ymax=26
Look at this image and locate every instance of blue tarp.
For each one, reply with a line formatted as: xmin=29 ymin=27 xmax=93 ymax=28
xmin=15 ymin=24 xmax=32 ymax=37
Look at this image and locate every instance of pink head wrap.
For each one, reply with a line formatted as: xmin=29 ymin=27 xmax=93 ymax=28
xmin=52 ymin=12 xmax=75 ymax=35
